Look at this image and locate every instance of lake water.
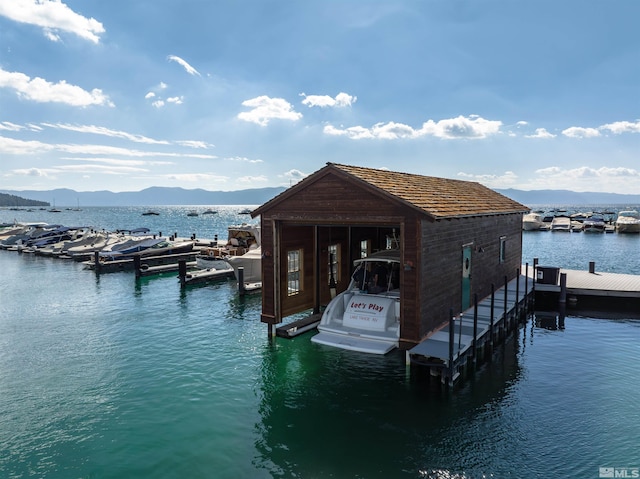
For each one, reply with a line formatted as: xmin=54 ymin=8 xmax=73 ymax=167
xmin=1 ymin=206 xmax=639 ymax=479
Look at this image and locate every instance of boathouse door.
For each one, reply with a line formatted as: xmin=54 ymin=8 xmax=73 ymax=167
xmin=461 ymin=245 xmax=472 ymax=311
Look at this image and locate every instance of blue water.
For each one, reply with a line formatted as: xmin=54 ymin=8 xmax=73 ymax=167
xmin=1 ymin=206 xmax=639 ymax=478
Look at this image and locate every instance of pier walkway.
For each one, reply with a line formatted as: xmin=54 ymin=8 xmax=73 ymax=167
xmin=408 ymin=274 xmax=533 ymax=385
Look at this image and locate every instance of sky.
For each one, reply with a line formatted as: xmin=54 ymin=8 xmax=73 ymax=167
xmin=0 ymin=1 xmax=639 ymax=194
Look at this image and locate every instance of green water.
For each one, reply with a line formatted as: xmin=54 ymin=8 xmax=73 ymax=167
xmin=1 ymin=207 xmax=639 ymax=478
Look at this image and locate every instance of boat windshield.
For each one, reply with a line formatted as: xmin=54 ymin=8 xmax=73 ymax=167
xmin=350 ymin=258 xmax=400 ymax=294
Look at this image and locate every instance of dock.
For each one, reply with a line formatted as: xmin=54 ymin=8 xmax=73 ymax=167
xmin=276 ymin=314 xmax=322 ymax=338
xmin=532 ymin=263 xmax=640 ymax=299
xmin=408 ymin=274 xmax=533 ymax=386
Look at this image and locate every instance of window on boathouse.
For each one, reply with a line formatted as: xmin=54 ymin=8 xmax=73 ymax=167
xmin=287 ymin=249 xmax=303 ymax=295
xmin=499 ymin=236 xmax=507 ymax=264
xmin=360 ymin=239 xmax=370 ymax=259
xmin=328 ymin=244 xmax=340 ymax=285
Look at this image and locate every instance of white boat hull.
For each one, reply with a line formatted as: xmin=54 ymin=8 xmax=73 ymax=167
xmin=225 ymin=247 xmax=262 ymax=284
xmin=311 ymin=331 xmax=396 ymax=355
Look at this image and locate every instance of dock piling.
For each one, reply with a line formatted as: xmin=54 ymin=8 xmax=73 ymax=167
xmin=515 ymin=268 xmax=521 ymax=319
xmin=134 ymin=256 xmax=141 ymax=278
xmin=472 ymin=293 xmax=478 ymax=365
xmin=178 ymin=260 xmax=187 ymax=286
xmin=503 ymin=275 xmax=508 ymax=333
xmin=559 ymin=272 xmax=567 ymax=306
xmin=238 ymin=267 xmax=245 ymax=295
xmin=490 ymin=284 xmax=495 ymax=348
xmin=524 ymin=263 xmax=530 ymax=311
xmin=448 ymin=308 xmax=454 ymax=387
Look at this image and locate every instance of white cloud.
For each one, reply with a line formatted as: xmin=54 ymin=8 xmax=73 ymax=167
xmin=599 ymin=120 xmax=640 ymax=134
xmin=282 ymin=169 xmax=308 ymax=183
xmin=41 ymin=123 xmax=170 ymax=145
xmin=301 ymin=92 xmax=357 ymax=108
xmin=64 ymin=157 xmax=173 ymax=167
xmin=457 ymin=171 xmax=519 ymax=189
xmin=0 ymin=135 xmax=54 ymax=154
xmin=525 ymin=128 xmax=556 ymax=139
xmin=55 ymin=163 xmax=149 ymax=174
xmin=544 ymin=166 xmax=639 ymax=180
xmin=152 ymin=100 xmax=165 ymax=108
xmin=224 ymin=156 xmax=264 ymax=164
xmin=145 ymin=92 xmax=156 ymax=99
xmin=167 ymin=55 xmax=200 ymax=76
xmin=422 ymin=115 xmax=502 ymax=139
xmin=0 ymin=68 xmax=113 ymax=106
xmin=237 ymin=175 xmax=268 ymax=183
xmin=324 ymin=124 xmax=373 ymax=139
xmin=0 ymin=134 xmax=217 ymax=159
xmin=562 ymin=126 xmax=600 ymax=138
xmin=0 ymin=0 xmax=105 ymax=43
xmin=165 ymin=173 xmax=228 ymax=182
xmin=12 ymin=167 xmax=50 ymax=177
xmin=527 ymin=165 xmax=640 ymax=192
xmin=0 ymin=121 xmax=24 ymax=131
xmin=167 ymin=96 xmax=184 ymax=104
xmin=43 ymin=29 xmax=60 ymax=42
xmin=238 ymin=96 xmax=302 ymax=126
xmin=176 ymin=140 xmax=214 ymax=149
xmin=324 ymin=115 xmax=502 ymax=140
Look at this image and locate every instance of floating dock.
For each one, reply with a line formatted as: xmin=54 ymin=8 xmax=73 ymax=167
xmin=275 ymin=314 xmax=322 ymax=338
xmin=532 ymin=262 xmax=640 ymax=299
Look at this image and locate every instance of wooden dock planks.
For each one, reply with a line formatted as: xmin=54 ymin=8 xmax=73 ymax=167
xmin=409 ymin=275 xmax=533 ymax=368
xmin=529 ymin=267 xmax=640 ymax=298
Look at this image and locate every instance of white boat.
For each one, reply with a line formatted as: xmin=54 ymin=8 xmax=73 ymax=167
xmin=65 ymin=232 xmax=121 ymax=260
xmin=550 ymin=216 xmax=571 ymax=232
xmin=183 ymin=262 xmax=234 ymax=285
xmin=196 ymin=223 xmax=261 ymax=269
xmin=615 ymin=210 xmax=640 ymax=234
xmin=195 ymin=249 xmax=233 ymax=270
xmin=311 ymin=249 xmax=402 ymax=355
xmin=522 ymin=212 xmax=545 ymax=231
xmin=225 ymin=246 xmax=262 ymax=286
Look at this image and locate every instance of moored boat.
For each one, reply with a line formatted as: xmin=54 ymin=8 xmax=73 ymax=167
xmin=311 ymin=249 xmax=402 ymax=355
xmin=225 ymin=246 xmax=262 ymax=286
xmin=550 ymin=216 xmax=571 ymax=232
xmin=522 ymin=212 xmax=545 ymax=231
xmin=615 ymin=210 xmax=640 ymax=234
xmin=583 ymin=215 xmax=606 ymax=233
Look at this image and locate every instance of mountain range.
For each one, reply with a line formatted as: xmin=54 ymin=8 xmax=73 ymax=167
xmin=2 ymin=186 xmax=640 ymax=208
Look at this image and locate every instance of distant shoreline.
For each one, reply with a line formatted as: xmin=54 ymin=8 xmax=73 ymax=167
xmin=2 ymin=186 xmax=640 ymax=207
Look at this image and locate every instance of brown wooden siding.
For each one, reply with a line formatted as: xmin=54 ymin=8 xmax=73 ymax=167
xmin=418 ymin=213 xmax=523 ymax=339
xmin=260 ymin=219 xmax=276 ymax=324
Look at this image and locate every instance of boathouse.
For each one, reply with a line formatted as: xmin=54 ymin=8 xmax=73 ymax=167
xmin=251 ymin=163 xmax=529 ymax=349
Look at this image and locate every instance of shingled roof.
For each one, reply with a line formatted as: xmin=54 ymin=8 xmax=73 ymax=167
xmin=330 ymin=163 xmax=527 ymax=218
xmin=253 ymin=163 xmax=528 ymax=219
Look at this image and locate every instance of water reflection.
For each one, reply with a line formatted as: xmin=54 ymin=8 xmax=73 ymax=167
xmin=254 ymin=329 xmax=524 ymax=478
